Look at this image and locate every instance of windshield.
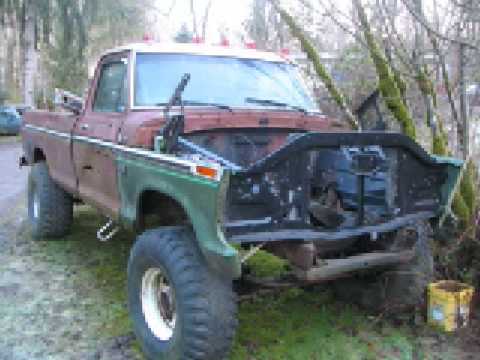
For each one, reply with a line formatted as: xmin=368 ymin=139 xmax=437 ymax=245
xmin=134 ymin=53 xmax=318 ymax=111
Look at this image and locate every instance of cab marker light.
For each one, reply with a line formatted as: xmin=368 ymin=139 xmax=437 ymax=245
xmin=195 ymin=165 xmax=219 ymax=180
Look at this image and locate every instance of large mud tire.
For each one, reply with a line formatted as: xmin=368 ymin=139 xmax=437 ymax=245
xmin=334 ymin=221 xmax=434 ymax=310
xmin=28 ymin=162 xmax=73 ymax=239
xmin=127 ymin=226 xmax=237 ymax=360
xmin=382 ymin=220 xmax=434 ymax=308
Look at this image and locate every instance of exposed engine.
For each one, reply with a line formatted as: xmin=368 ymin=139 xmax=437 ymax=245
xmin=183 ymin=129 xmax=449 ymax=269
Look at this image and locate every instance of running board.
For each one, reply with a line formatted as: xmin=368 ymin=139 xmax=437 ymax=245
xmin=293 ymin=250 xmax=414 ymax=282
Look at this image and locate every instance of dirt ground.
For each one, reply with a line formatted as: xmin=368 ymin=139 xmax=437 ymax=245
xmin=0 ymin=140 xmax=138 ymax=360
xmin=0 ymin=141 xmax=26 ymax=210
xmin=1 ymin=137 xmax=480 ymax=360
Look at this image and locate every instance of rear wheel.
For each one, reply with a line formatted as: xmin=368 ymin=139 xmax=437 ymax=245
xmin=334 ymin=221 xmax=434 ymax=310
xmin=127 ymin=226 xmax=237 ymax=360
xmin=382 ymin=220 xmax=434 ymax=307
xmin=28 ymin=162 xmax=73 ymax=239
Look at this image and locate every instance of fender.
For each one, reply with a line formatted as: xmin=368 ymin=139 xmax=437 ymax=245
xmin=116 ymin=154 xmax=241 ymax=279
xmin=20 ymin=135 xmax=36 ymax=164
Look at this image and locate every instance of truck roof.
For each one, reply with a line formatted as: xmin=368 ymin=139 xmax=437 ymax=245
xmin=103 ymin=42 xmax=289 ymax=63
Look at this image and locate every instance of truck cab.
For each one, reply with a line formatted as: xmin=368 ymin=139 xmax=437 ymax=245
xmin=24 ymin=42 xmax=337 ymax=217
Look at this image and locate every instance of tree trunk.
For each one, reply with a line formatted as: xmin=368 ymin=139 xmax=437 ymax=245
xmin=190 ymin=0 xmax=198 ymax=38
xmin=353 ymin=0 xmax=416 ymax=139
xmin=252 ymin=0 xmax=268 ymax=49
xmin=412 ymin=0 xmax=433 ymax=128
xmin=7 ymin=13 xmax=18 ymax=100
xmin=22 ymin=1 xmax=37 ymax=108
xmin=458 ymin=43 xmax=468 ymax=159
xmin=0 ymin=21 xmax=6 ymax=102
xmin=201 ymin=0 xmax=213 ymax=41
xmin=272 ymin=1 xmax=359 ymax=130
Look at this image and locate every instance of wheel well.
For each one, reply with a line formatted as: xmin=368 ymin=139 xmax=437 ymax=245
xmin=33 ymin=148 xmax=46 ymax=162
xmin=137 ymin=190 xmax=189 ymax=231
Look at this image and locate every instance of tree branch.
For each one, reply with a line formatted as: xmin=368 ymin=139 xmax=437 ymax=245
xmin=400 ymin=0 xmax=478 ymax=50
xmin=353 ymin=0 xmax=416 ymax=139
xmin=270 ymin=0 xmax=359 ymax=129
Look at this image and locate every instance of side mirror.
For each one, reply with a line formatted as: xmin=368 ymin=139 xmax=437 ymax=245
xmin=54 ymin=88 xmax=84 ymax=115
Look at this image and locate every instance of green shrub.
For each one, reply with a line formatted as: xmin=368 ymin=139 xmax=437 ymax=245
xmin=432 ymin=132 xmax=448 ymax=156
xmin=244 ymin=249 xmax=289 ymax=278
xmin=461 ymin=162 xmax=477 ymax=214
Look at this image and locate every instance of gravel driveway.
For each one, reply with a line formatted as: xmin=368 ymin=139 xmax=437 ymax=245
xmin=0 ymin=140 xmax=140 ymax=360
xmin=0 ymin=141 xmax=28 ymax=256
xmin=0 ymin=142 xmax=27 ymax=212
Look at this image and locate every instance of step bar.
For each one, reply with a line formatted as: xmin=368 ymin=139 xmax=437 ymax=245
xmin=293 ymin=250 xmax=414 ymax=282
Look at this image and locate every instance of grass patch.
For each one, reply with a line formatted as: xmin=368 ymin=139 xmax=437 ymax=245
xmin=36 ymin=207 xmax=424 ymax=359
xmin=38 ymin=206 xmax=140 ymax=351
xmin=231 ymin=288 xmax=417 ymax=360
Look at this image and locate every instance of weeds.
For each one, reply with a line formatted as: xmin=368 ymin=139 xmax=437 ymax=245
xmin=34 ymin=206 xmax=453 ymax=359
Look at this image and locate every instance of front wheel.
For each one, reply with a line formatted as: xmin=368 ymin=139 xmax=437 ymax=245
xmin=127 ymin=226 xmax=237 ymax=360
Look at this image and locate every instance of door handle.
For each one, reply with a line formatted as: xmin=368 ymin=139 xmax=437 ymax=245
xmin=80 ymin=123 xmax=89 ymax=131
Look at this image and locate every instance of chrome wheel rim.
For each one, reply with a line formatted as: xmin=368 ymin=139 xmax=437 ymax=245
xmin=141 ymin=267 xmax=176 ymax=341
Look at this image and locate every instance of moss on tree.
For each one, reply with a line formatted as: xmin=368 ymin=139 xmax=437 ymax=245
xmin=432 ymin=123 xmax=475 ymax=225
xmin=432 ymin=120 xmax=448 ymax=156
xmin=461 ymin=162 xmax=477 ymax=215
xmin=416 ymin=66 xmax=438 ymax=108
xmin=415 ymin=64 xmax=474 ymax=226
xmin=354 ymin=0 xmax=416 ymax=139
xmin=432 ymin=134 xmax=447 ymax=156
xmin=392 ymin=66 xmax=407 ymax=106
xmin=452 ymin=191 xmax=471 ymax=226
xmin=272 ymin=2 xmax=359 ymax=130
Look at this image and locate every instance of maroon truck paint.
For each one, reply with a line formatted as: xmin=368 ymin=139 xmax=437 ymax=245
xmin=22 ymin=47 xmax=342 ymax=221
xmin=22 ymin=112 xmax=78 ymax=194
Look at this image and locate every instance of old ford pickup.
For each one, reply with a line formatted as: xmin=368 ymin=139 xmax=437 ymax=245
xmin=21 ymin=42 xmax=462 ymax=360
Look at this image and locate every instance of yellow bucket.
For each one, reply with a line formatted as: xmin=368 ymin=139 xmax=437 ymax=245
xmin=427 ymin=280 xmax=474 ymax=332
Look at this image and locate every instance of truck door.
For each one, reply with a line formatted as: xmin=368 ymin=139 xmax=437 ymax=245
xmin=73 ymin=52 xmax=129 ymax=218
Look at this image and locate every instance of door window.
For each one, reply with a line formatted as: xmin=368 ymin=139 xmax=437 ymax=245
xmin=93 ymin=62 xmax=127 ymax=112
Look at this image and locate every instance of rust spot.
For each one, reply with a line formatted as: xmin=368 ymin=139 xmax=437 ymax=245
xmin=259 ymin=117 xmax=269 ymax=126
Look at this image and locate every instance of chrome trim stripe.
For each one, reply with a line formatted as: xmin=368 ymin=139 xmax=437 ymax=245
xmin=130 ymin=50 xmax=135 ymax=111
xmin=24 ymin=124 xmax=223 ymax=180
xmin=178 ymin=137 xmax=242 ymax=171
xmin=24 ymin=124 xmax=71 ymax=140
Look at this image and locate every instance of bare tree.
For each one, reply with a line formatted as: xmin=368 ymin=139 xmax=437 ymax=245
xmin=187 ymin=0 xmax=214 ymax=41
xmin=353 ymin=0 xmax=416 ymax=138
xmin=0 ymin=17 xmax=6 ymax=97
xmin=201 ymin=0 xmax=213 ymax=40
xmin=22 ymin=0 xmax=37 ymax=107
xmin=190 ymin=0 xmax=199 ymax=38
xmin=270 ymin=0 xmax=359 ymax=129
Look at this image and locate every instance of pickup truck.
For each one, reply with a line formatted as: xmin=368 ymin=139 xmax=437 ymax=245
xmin=21 ymin=42 xmax=462 ymax=360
